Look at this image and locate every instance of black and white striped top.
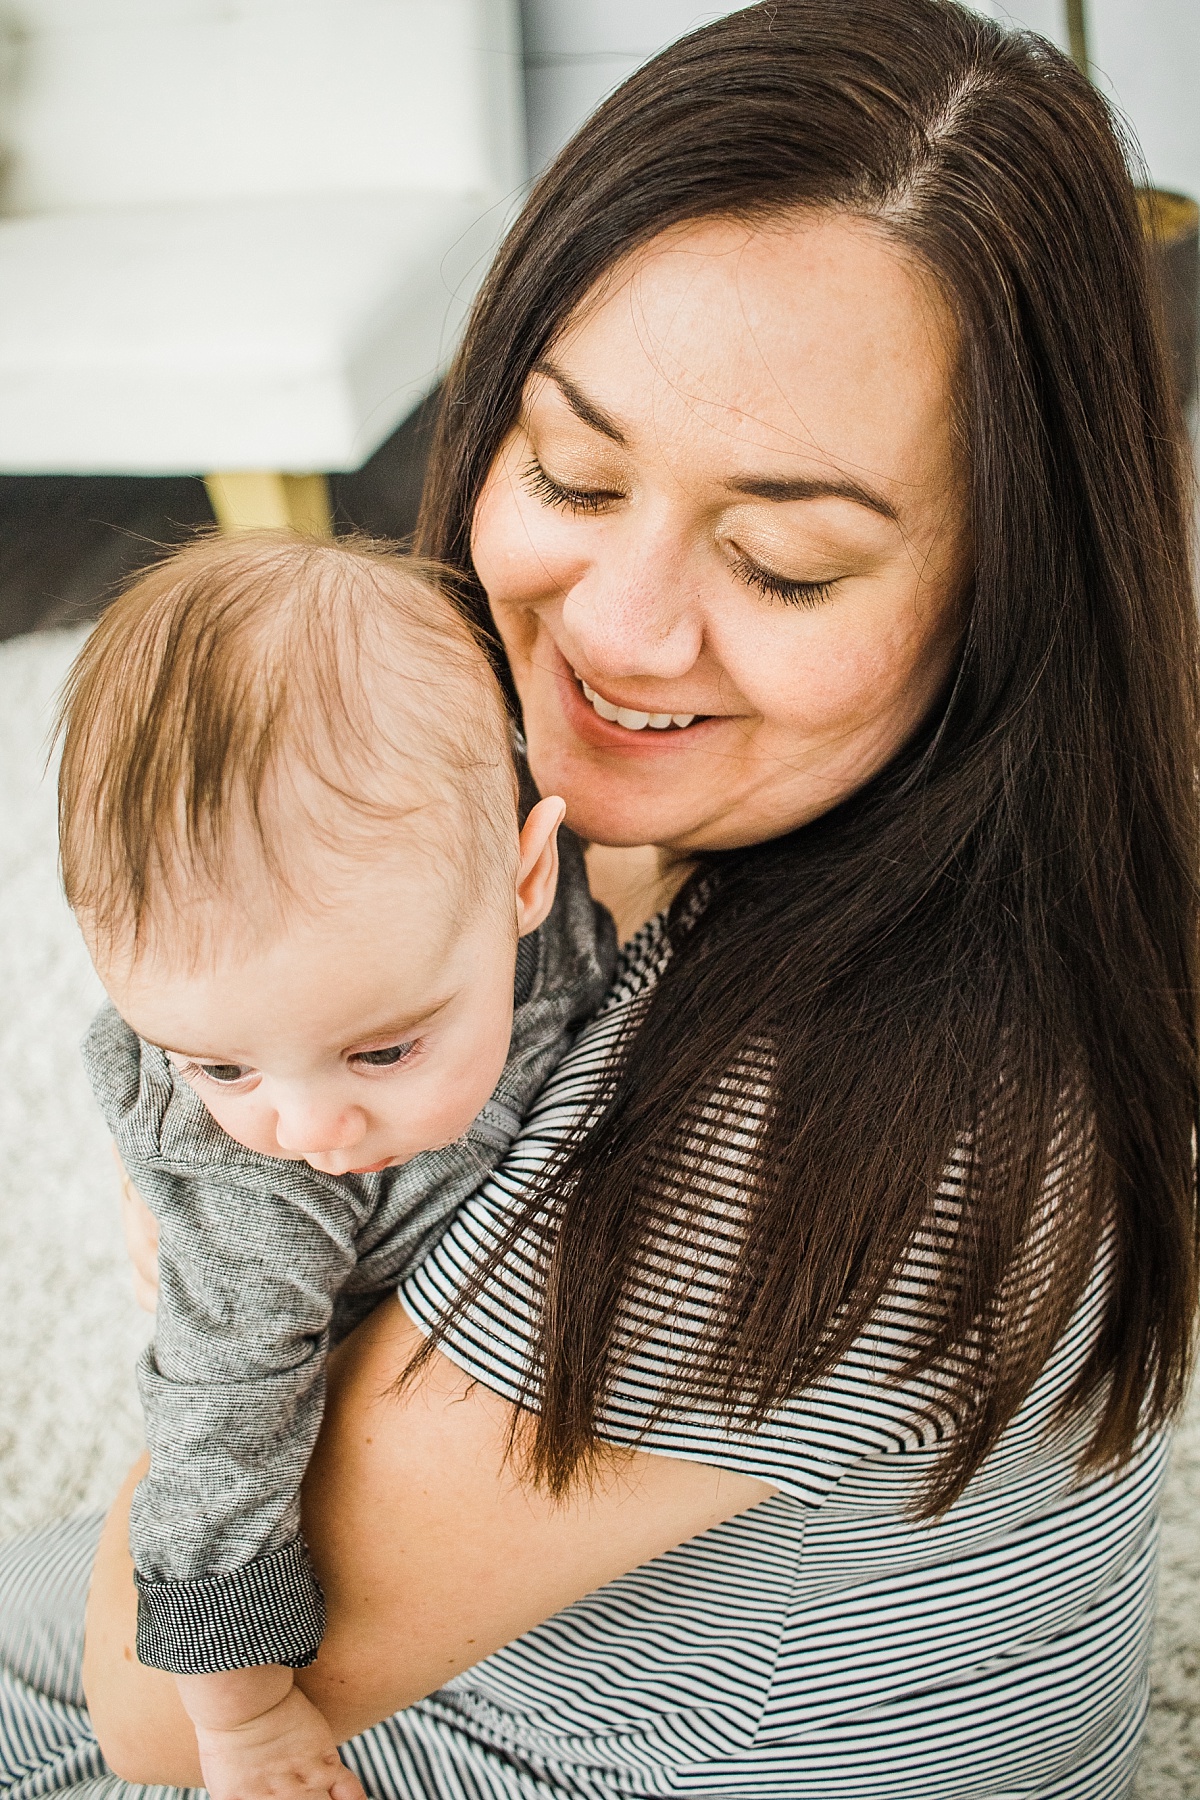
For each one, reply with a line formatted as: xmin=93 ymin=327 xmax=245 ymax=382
xmin=390 ymin=915 xmax=1168 ymax=1800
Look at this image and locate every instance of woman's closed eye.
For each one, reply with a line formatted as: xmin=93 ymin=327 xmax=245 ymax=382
xmin=522 ymin=454 xmax=838 ymax=608
xmin=729 ymin=550 xmax=837 ymax=609
xmin=521 ymin=457 xmax=624 ymax=515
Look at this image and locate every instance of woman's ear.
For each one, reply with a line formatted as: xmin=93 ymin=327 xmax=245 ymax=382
xmin=515 ymin=797 xmax=566 ymax=937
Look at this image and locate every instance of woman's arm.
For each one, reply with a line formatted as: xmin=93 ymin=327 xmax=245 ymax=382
xmin=85 ymin=1294 xmax=773 ymax=1783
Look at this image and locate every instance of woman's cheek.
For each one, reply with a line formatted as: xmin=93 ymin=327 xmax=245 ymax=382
xmin=472 ymin=471 xmax=547 ymax=597
xmin=726 ymin=605 xmax=907 ymax=748
xmin=475 ymin=475 xmax=594 ymax=616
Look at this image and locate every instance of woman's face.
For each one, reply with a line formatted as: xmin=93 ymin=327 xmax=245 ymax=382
xmin=472 ymin=212 xmax=971 ymax=852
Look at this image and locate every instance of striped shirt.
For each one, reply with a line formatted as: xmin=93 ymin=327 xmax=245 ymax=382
xmin=391 ymin=913 xmax=1167 ymax=1799
xmin=0 ymin=915 xmax=1168 ymax=1800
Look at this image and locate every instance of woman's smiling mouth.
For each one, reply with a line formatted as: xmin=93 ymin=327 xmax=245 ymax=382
xmin=571 ymin=669 xmax=700 ymax=733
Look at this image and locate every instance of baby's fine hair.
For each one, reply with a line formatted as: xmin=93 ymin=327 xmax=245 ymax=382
xmin=57 ymin=531 xmax=518 ymax=949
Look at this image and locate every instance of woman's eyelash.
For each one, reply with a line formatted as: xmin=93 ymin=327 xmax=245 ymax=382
xmin=734 ymin=554 xmax=836 ymax=609
xmin=520 ymin=457 xmax=620 ymax=515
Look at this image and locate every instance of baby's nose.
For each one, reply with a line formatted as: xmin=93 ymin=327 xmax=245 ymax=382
xmin=273 ymin=1097 xmax=368 ymax=1159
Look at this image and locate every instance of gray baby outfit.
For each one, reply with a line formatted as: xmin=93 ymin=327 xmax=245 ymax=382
xmin=82 ymin=824 xmax=614 ymax=1679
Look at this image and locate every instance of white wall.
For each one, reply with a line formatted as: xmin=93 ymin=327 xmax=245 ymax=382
xmin=520 ymin=0 xmax=1200 ymax=203
xmin=519 ymin=2 xmax=740 ymax=173
xmin=975 ymin=0 xmax=1200 ymax=201
xmin=1 ymin=0 xmax=525 ymax=213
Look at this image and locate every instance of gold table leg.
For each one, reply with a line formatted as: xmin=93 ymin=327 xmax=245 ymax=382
xmin=204 ymin=471 xmax=333 ymax=537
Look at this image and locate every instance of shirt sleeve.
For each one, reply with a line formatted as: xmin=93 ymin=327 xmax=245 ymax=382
xmin=82 ymin=1004 xmax=366 ymax=1672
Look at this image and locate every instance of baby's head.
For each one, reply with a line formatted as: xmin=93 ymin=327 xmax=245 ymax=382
xmin=58 ymin=532 xmax=563 ymax=1175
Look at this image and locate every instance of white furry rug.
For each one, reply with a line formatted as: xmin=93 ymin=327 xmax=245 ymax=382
xmin=0 ymin=627 xmax=150 ymax=1536
xmin=0 ymin=625 xmax=1196 ymax=1795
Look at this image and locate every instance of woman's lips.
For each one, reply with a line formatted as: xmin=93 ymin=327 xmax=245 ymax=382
xmin=552 ymin=652 xmax=721 ymax=751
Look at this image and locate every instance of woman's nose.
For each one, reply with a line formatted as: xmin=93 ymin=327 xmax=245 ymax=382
xmin=562 ymin=532 xmax=705 ymax=680
xmin=272 ymin=1092 xmax=368 ymax=1158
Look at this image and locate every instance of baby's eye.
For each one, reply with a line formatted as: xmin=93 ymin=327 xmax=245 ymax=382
xmin=350 ymin=1042 xmax=416 ymax=1070
xmin=190 ymin=1060 xmax=255 ymax=1086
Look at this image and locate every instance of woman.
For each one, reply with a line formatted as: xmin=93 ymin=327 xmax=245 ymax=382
xmin=3 ymin=2 xmax=1196 ymax=1796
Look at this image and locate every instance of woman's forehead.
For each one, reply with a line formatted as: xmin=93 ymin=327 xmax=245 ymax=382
xmin=538 ymin=212 xmax=960 ymax=511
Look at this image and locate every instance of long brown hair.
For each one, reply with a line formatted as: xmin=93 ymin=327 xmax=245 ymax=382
xmin=417 ymin=0 xmax=1199 ymax=1510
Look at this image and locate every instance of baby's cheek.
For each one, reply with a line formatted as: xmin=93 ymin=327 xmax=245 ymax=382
xmin=438 ymin=1025 xmax=515 ymax=1140
xmin=198 ymin=1088 xmax=286 ymax=1159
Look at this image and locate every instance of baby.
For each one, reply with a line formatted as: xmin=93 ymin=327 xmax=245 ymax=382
xmin=57 ymin=533 xmax=614 ymax=1800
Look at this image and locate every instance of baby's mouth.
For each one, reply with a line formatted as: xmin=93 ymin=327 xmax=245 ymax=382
xmin=310 ymin=1153 xmax=398 ymax=1175
xmin=572 ymin=670 xmax=701 ymax=733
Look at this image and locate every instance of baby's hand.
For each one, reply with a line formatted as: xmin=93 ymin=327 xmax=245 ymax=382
xmin=179 ymin=1669 xmax=365 ymax=1800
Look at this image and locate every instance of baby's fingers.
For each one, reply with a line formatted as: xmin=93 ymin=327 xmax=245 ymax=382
xmin=111 ymin=1143 xmax=159 ymax=1310
xmin=328 ymin=1761 xmax=367 ymax=1800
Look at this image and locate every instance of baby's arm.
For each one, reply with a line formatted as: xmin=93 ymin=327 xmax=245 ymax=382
xmin=127 ymin=1157 xmax=371 ymax=1797
xmin=175 ymin=1665 xmax=364 ymax=1800
xmin=114 ymin=1154 xmax=368 ymax=1800
xmin=129 ymin=1153 xmax=361 ymax=1668
xmin=105 ymin=1125 xmax=371 ymax=1793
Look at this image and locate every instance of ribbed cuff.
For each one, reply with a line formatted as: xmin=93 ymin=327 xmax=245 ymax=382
xmin=134 ymin=1537 xmax=326 ymax=1673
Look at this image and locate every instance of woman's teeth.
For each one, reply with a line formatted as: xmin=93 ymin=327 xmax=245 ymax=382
xmin=579 ymin=679 xmax=695 ymax=731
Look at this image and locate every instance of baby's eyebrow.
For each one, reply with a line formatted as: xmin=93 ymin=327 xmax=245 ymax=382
xmin=346 ymin=998 xmax=454 ymax=1048
xmin=137 ymin=996 xmax=456 ymax=1064
xmin=144 ymin=1037 xmax=247 ymax=1063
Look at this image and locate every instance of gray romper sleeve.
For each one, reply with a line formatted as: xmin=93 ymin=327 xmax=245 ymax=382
xmin=82 ymin=1005 xmax=368 ymax=1674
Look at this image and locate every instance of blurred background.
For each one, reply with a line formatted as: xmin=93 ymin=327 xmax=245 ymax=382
xmin=0 ymin=0 xmax=1195 ymax=640
xmin=0 ymin=7 xmax=1195 ymax=1795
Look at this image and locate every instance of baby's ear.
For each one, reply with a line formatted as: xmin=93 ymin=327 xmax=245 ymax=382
xmin=515 ymin=797 xmax=566 ymax=937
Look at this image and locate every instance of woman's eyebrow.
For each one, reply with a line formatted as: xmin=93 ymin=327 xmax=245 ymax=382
xmin=531 ymin=359 xmax=628 ymax=446
xmin=726 ymin=473 xmax=898 ymax=522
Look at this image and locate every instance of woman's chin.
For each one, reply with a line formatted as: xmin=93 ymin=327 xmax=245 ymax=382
xmin=525 ymin=723 xmax=733 ymax=854
xmin=556 ymin=776 xmax=712 ymax=856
